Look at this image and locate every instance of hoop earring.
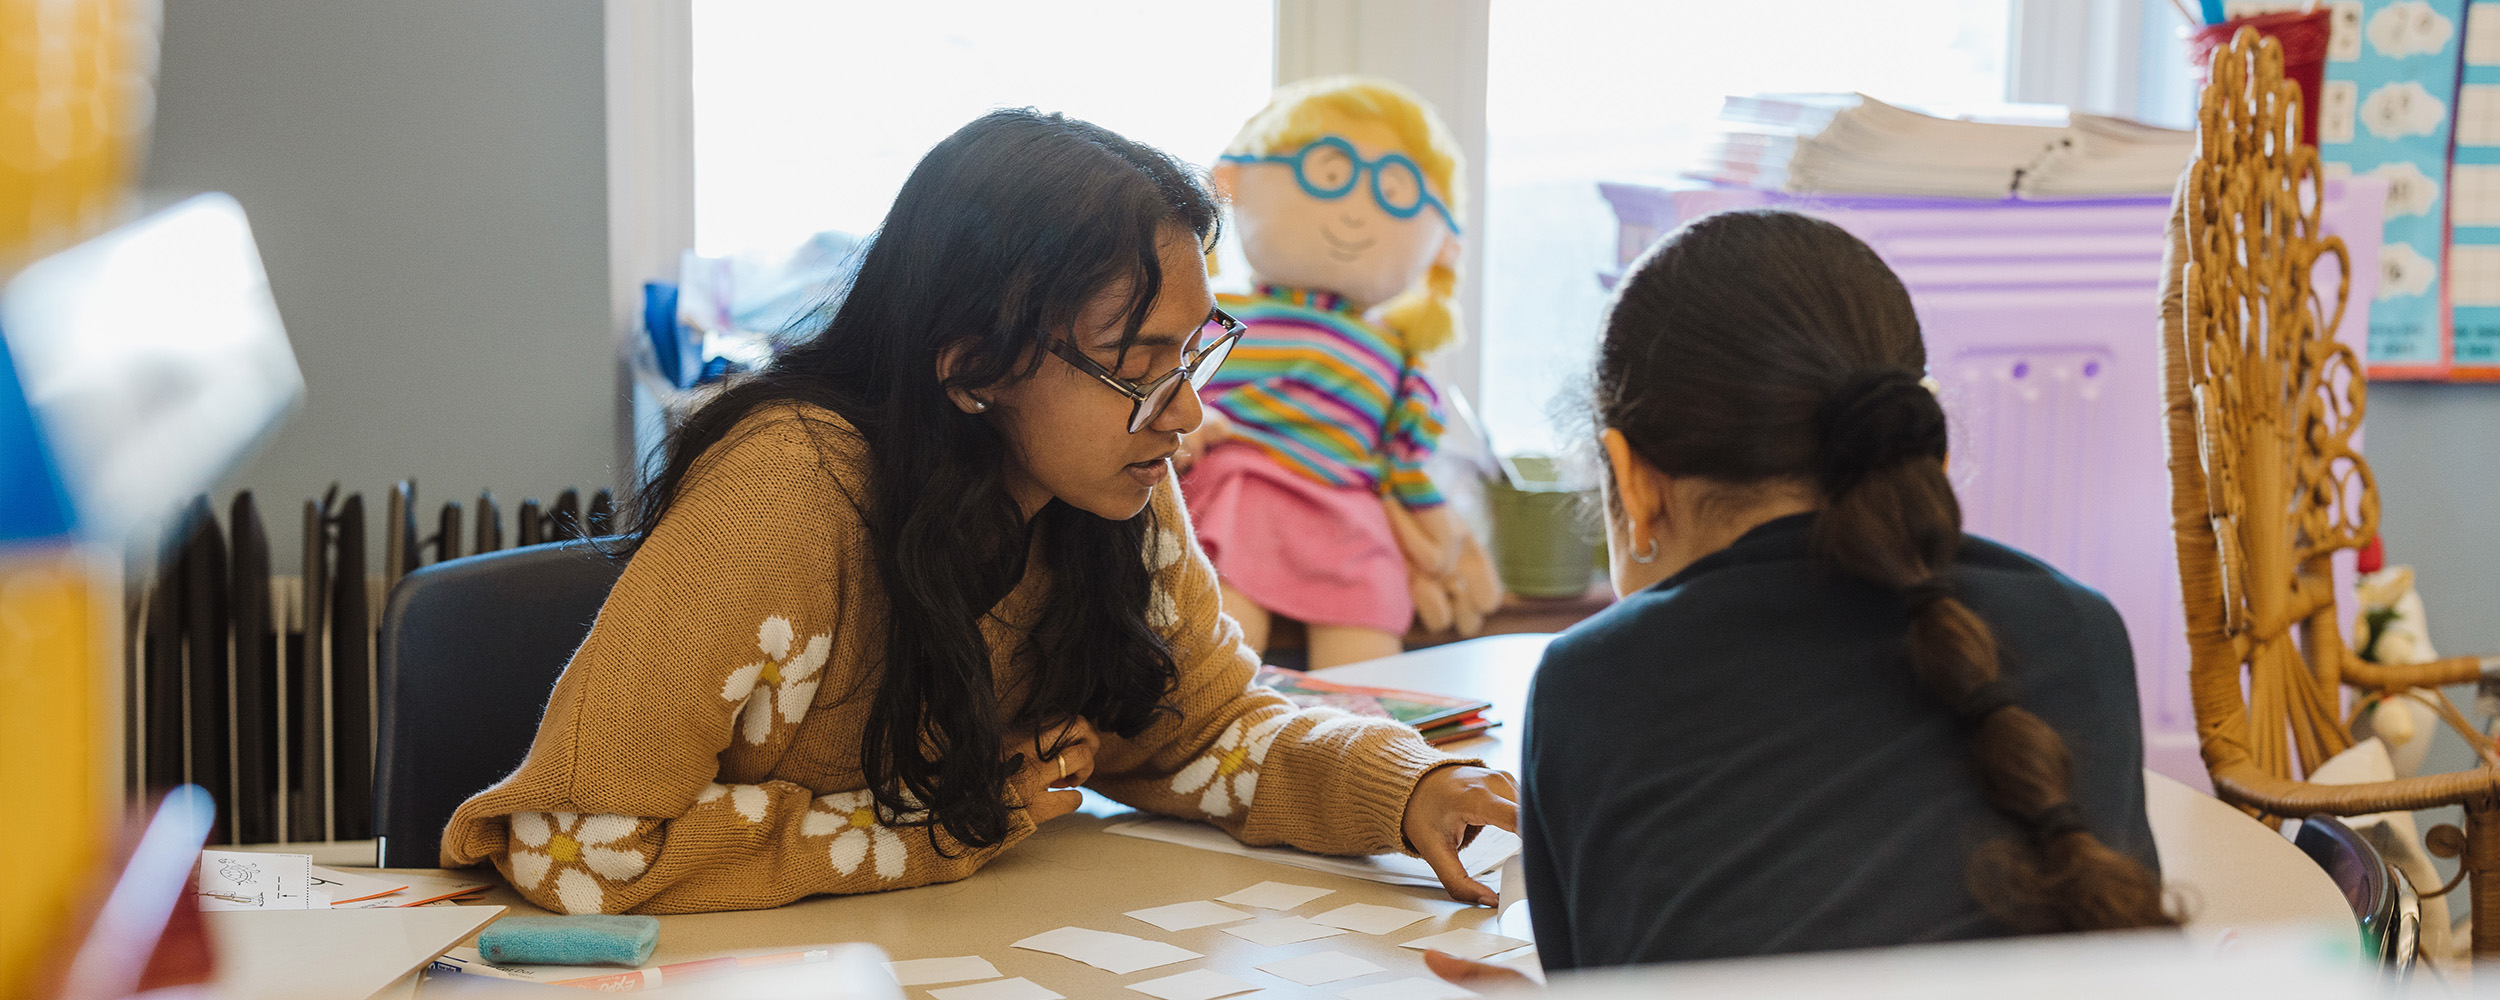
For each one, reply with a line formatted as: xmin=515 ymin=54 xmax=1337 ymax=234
xmin=1631 ymin=538 xmax=1658 ymax=565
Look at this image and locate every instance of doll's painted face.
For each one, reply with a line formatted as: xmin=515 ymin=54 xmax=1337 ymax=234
xmin=1218 ymin=120 xmax=1457 ymax=311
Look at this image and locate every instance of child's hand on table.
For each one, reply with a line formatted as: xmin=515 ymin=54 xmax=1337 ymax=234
xmin=1423 ymin=948 xmax=1535 ymax=989
xmin=1402 ymin=764 xmax=1520 ymax=906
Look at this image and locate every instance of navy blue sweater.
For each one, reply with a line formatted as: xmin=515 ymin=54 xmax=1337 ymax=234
xmin=1520 ymin=513 xmax=2156 ymax=970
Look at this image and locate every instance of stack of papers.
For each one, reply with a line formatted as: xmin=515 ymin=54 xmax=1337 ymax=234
xmin=1691 ymin=93 xmax=2193 ymax=199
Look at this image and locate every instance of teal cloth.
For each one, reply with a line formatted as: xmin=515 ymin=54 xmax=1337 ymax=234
xmin=477 ymin=915 xmax=659 ymax=967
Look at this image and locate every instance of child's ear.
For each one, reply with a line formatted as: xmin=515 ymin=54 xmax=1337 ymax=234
xmin=1210 ymin=162 xmax=1240 ymax=199
xmin=1434 ymin=233 xmax=1463 ymax=270
xmin=1601 ymin=428 xmax=1664 ymax=536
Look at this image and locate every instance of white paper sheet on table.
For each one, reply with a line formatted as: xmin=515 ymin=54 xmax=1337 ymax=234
xmin=1127 ymin=968 xmax=1263 ymax=1000
xmin=195 ymin=850 xmax=315 ymax=910
xmin=1397 ymin=929 xmax=1532 ymax=960
xmin=306 ymin=865 xmax=407 ymax=905
xmin=1223 ymin=916 xmax=1347 ymax=947
xmin=1256 ymin=950 xmax=1386 ymax=986
xmin=207 ymin=906 xmax=504 ymax=999
xmin=888 ymin=955 xmax=1003 ymax=986
xmin=1125 ymin=899 xmax=1255 ymax=931
xmin=1339 ymin=976 xmax=1479 ymax=1000
xmin=1105 ymin=818 xmax=1519 ymax=889
xmin=1012 ymin=927 xmax=1201 ymax=974
xmin=331 ymin=870 xmax=491 ymax=909
xmin=1310 ymin=903 xmax=1433 ymax=935
xmin=932 ymin=977 xmax=1064 ymax=1000
xmin=1217 ymin=880 xmax=1336 ymax=910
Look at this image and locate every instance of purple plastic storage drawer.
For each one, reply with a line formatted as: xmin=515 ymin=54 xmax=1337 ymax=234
xmin=1599 ymin=181 xmax=2387 ymax=791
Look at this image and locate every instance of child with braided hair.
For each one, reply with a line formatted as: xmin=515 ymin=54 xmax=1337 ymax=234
xmin=1429 ymin=209 xmax=2172 ymax=982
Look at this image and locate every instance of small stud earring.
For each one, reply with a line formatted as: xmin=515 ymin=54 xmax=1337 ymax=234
xmin=1631 ymin=538 xmax=1659 ymax=564
xmin=965 ymin=396 xmax=989 ymax=413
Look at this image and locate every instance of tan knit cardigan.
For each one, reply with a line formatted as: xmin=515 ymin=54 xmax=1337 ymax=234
xmin=440 ymin=404 xmax=1470 ymax=914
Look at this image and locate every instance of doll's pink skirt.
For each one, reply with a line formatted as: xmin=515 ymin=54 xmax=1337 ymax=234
xmin=1180 ymin=443 xmax=1413 ymax=636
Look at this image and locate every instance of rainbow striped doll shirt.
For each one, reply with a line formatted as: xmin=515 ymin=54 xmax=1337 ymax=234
xmin=1203 ymin=285 xmax=1446 ymax=509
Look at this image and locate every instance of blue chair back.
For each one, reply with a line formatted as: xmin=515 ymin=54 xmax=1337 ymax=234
xmin=373 ymin=539 xmax=625 ymax=868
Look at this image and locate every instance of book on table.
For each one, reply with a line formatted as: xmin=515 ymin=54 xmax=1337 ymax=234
xmin=1253 ymin=665 xmax=1498 ymax=745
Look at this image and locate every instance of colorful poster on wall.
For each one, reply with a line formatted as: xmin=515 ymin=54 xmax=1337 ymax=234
xmin=2452 ymin=2 xmax=2500 ymax=375
xmin=2313 ymin=0 xmax=2466 ymax=377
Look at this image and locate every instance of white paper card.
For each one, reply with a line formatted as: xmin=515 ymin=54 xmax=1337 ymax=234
xmin=1126 ymin=900 xmax=1255 ymax=931
xmin=931 ymin=978 xmax=1064 ymax=1000
xmin=1221 ymin=917 xmax=1347 ymax=947
xmin=1309 ymin=903 xmax=1433 ymax=935
xmin=1397 ymin=929 xmax=1533 ymax=960
xmin=1256 ymin=950 xmax=1386 ymax=986
xmin=1012 ymin=927 xmax=1201 ymax=975
xmin=1107 ymin=819 xmax=1519 ymax=890
xmin=1217 ymin=881 xmax=1337 ymax=910
xmin=1339 ymin=977 xmax=1479 ymax=1000
xmin=887 ymin=956 xmax=1003 ymax=986
xmin=195 ymin=850 xmax=315 ymax=910
xmin=1126 ymin=968 xmax=1262 ymax=1000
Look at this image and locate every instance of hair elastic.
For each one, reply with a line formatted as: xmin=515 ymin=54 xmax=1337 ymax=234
xmin=1902 ymin=579 xmax=1952 ymax=610
xmin=1952 ymin=680 xmax=2017 ymax=726
xmin=1813 ymin=370 xmax=1949 ymax=498
xmin=2030 ymin=802 xmax=2089 ymax=844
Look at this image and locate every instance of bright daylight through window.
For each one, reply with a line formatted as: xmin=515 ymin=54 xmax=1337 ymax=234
xmin=692 ymin=1 xmax=1275 ymax=258
xmin=1480 ymin=0 xmax=2010 ymax=454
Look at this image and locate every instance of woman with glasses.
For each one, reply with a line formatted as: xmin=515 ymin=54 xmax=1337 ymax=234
xmin=439 ymin=109 xmax=1517 ymax=915
xmin=1185 ymin=76 xmax=1491 ymax=669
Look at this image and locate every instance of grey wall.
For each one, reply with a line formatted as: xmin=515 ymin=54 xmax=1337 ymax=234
xmin=2342 ymin=385 xmax=2500 ymax=929
xmin=145 ymin=0 xmax=614 ymax=563
xmin=2374 ymin=385 xmax=2500 ymax=653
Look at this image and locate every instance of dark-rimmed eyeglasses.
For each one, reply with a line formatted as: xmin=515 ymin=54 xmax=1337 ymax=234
xmin=1047 ymin=309 xmax=1246 ymax=433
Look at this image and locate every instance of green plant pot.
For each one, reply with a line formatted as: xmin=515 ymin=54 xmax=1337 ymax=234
xmin=1486 ymin=454 xmax=1595 ymax=599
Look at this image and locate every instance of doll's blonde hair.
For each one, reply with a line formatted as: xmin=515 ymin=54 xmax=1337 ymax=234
xmin=1224 ymin=75 xmax=1464 ymax=356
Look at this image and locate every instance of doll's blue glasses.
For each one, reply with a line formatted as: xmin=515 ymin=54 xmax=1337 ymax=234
xmin=1221 ymin=136 xmax=1461 ymax=235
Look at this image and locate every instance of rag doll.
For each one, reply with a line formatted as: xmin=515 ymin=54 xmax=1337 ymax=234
xmin=1180 ymin=76 xmax=1500 ymax=668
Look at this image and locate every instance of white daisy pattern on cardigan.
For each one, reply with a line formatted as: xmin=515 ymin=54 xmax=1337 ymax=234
xmin=1169 ymin=714 xmax=1288 ymax=817
xmin=802 ymin=790 xmax=913 ymax=880
xmin=508 ymin=811 xmax=649 ymax=914
xmin=696 ymin=782 xmax=770 ymax=823
xmin=719 ymin=615 xmax=832 ymax=745
xmin=1145 ymin=527 xmax=1183 ymax=630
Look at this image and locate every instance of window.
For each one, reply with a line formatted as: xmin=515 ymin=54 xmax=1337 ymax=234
xmin=1477 ymin=0 xmax=2013 ymax=453
xmin=691 ymin=0 xmax=1275 ymax=257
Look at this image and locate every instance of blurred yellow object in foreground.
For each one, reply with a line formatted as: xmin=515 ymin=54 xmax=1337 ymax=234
xmin=1 ymin=0 xmax=159 ymax=993
xmin=0 ymin=545 xmax=117 ymax=997
xmin=0 ymin=0 xmax=160 ymax=268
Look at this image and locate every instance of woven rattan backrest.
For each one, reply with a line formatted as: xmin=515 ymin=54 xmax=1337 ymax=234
xmin=2162 ymin=28 xmax=2375 ymax=785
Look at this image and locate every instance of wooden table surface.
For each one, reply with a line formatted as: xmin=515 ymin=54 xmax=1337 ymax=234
xmin=335 ymin=632 xmax=2349 ymax=996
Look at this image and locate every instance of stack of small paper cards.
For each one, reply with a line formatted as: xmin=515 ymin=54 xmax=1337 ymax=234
xmin=947 ymin=878 xmax=1531 ymax=1000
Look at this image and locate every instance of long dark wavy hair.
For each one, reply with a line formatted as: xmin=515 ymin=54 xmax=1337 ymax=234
xmin=620 ymin=109 xmax=1214 ymax=849
xmin=1591 ymin=209 xmax=2173 ymax=933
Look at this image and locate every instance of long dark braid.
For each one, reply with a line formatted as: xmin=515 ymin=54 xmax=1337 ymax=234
xmin=1810 ymin=371 xmax=2170 ymax=931
xmin=1594 ymin=208 xmax=2174 ymax=932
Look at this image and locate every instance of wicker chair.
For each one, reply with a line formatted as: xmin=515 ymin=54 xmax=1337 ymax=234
xmin=2161 ymin=28 xmax=2500 ymax=955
